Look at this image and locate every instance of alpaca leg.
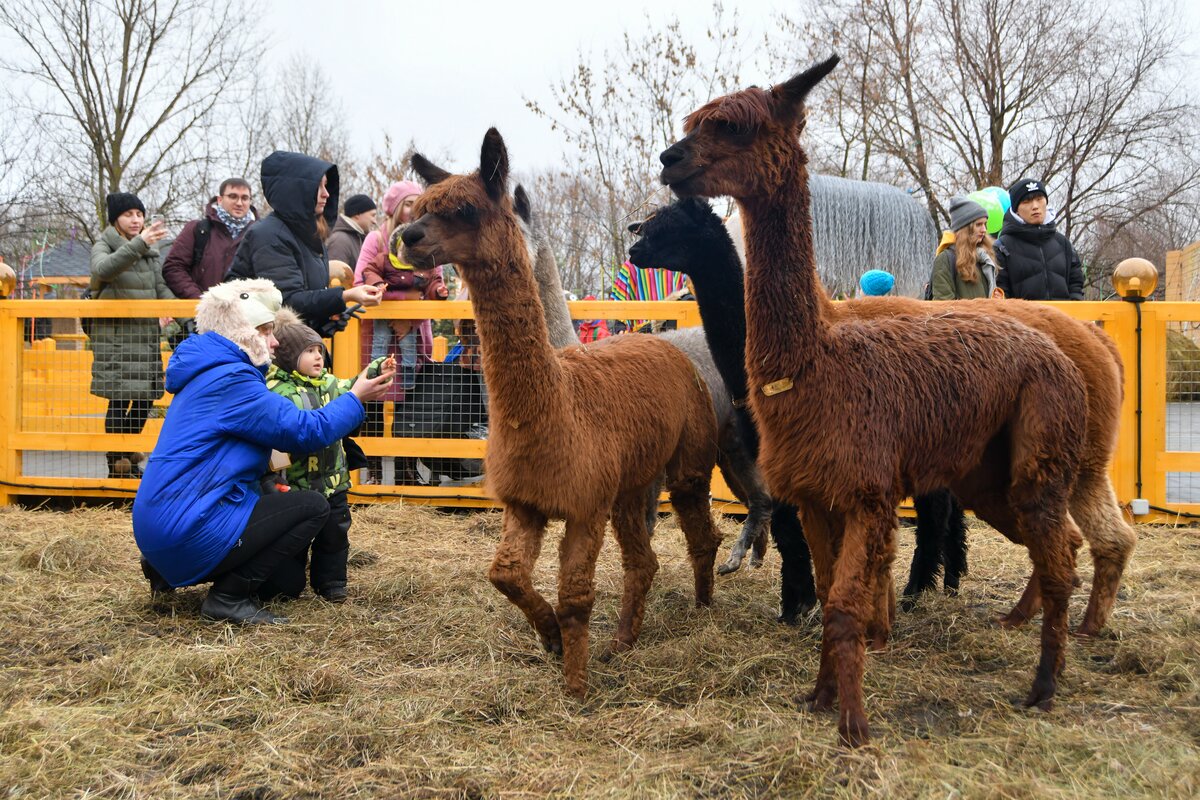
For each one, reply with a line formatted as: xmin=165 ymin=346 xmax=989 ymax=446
xmin=605 ymin=492 xmax=660 ymax=658
xmin=1019 ymin=509 xmax=1079 ymax=711
xmin=716 ymin=443 xmax=773 ymax=574
xmin=902 ymin=490 xmax=952 ymax=606
xmin=1072 ymin=474 xmax=1136 ymax=636
xmin=866 ymin=533 xmax=898 ymax=652
xmin=488 ymin=503 xmax=561 ymax=655
xmin=643 ymin=475 xmax=663 ymax=539
xmin=772 ymin=503 xmax=818 ymax=624
xmin=556 ymin=514 xmax=607 ymax=699
xmin=942 ymin=494 xmax=968 ymax=594
xmin=827 ymin=505 xmax=894 ymax=748
xmin=973 ymin=499 xmax=1044 ymax=629
xmin=668 ymin=475 xmax=722 ymax=606
xmin=798 ymin=505 xmax=838 ymax=711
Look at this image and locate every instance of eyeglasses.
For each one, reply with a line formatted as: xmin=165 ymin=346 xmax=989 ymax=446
xmin=223 ymin=193 xmax=251 ymax=202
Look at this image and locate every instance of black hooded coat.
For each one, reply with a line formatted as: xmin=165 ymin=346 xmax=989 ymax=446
xmin=227 ymin=151 xmax=348 ymax=332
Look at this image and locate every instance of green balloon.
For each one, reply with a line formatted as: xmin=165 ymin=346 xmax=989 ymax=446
xmin=968 ymin=190 xmax=1004 ymax=235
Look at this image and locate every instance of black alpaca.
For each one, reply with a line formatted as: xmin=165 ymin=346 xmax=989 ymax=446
xmin=627 ymin=198 xmax=967 ymax=614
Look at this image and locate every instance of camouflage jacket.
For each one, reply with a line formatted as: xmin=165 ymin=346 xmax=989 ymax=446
xmin=266 ymin=358 xmax=386 ymax=495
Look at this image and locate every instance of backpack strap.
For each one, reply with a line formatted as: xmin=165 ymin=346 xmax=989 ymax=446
xmin=192 ymin=218 xmax=213 ymax=267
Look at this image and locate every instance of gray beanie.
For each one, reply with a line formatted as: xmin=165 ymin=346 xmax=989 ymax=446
xmin=948 ymin=196 xmax=988 ymax=233
xmin=272 ymin=307 xmax=324 ymax=374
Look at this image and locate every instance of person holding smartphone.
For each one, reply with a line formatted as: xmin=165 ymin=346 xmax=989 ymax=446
xmin=89 ymin=192 xmax=176 ymax=478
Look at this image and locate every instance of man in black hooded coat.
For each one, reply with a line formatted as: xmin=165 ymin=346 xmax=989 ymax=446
xmin=226 ymin=150 xmax=380 ymax=334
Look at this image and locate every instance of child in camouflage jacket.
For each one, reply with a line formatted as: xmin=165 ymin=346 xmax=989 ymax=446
xmin=267 ymin=308 xmax=393 ymax=601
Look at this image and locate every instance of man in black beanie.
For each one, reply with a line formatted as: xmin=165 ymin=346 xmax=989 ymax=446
xmin=325 ymin=193 xmax=377 ymax=267
xmin=995 ymin=177 xmax=1085 ymax=300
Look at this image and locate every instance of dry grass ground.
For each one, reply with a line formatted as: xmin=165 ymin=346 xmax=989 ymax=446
xmin=1 ymin=503 xmax=1198 ymax=799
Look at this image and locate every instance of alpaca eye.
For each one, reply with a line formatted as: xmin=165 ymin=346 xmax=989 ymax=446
xmin=239 ymin=292 xmax=250 ymax=300
xmin=456 ymin=204 xmax=479 ymax=223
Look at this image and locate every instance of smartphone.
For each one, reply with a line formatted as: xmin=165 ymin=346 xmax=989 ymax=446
xmin=148 ymin=213 xmax=165 ymax=227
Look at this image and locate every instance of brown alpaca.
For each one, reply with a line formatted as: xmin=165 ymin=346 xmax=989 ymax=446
xmin=662 ymin=56 xmax=1089 ymax=746
xmin=400 ymin=129 xmax=723 ymax=698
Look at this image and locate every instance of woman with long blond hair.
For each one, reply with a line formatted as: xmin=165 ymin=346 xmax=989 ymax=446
xmin=930 ymin=196 xmax=1003 ymax=300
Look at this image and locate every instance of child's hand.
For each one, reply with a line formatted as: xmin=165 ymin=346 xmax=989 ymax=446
xmin=382 ymin=355 xmax=397 ymax=375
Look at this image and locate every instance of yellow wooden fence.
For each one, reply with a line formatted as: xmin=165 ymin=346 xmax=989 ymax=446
xmin=1 ymin=297 xmax=1197 ymax=523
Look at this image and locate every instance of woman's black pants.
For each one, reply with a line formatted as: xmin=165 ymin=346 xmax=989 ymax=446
xmin=204 ymin=490 xmax=330 ymax=598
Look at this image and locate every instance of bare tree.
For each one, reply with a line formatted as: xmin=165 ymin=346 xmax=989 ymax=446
xmin=778 ymin=0 xmax=1200 ymax=292
xmin=527 ymin=2 xmax=754 ymax=290
xmin=0 ymin=0 xmax=262 ymax=238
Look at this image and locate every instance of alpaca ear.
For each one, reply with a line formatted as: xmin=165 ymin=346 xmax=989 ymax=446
xmin=480 ymin=128 xmax=509 ymax=202
xmin=771 ymin=54 xmax=840 ymax=124
xmin=411 ymin=153 xmax=451 ymax=186
xmin=627 ymin=220 xmax=644 ymax=235
xmin=513 ymin=184 xmax=532 ymax=224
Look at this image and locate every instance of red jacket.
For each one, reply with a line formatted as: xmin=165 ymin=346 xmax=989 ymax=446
xmin=161 ymin=200 xmax=257 ymax=299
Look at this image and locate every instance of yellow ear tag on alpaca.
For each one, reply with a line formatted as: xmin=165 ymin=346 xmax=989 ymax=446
xmin=762 ymin=378 xmax=794 ymax=396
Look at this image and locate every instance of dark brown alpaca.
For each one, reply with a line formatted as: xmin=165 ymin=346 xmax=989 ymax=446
xmin=400 ymin=129 xmax=723 ymax=698
xmin=662 ymin=56 xmax=1089 ymax=746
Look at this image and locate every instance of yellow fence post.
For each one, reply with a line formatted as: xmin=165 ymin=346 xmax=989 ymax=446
xmin=0 ymin=307 xmax=21 ymax=506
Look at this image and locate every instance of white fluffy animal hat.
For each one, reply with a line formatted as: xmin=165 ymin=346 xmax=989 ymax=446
xmin=195 ymin=278 xmax=284 ymax=366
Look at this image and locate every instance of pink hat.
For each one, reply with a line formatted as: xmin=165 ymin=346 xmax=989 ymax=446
xmin=383 ymin=180 xmax=423 ymax=216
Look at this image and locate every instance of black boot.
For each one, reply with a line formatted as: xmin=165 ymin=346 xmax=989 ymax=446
xmin=201 ymin=574 xmax=288 ymax=624
xmin=140 ymin=557 xmax=174 ymax=597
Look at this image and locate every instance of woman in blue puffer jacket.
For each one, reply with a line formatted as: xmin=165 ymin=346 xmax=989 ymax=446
xmin=132 ymin=278 xmax=394 ymax=624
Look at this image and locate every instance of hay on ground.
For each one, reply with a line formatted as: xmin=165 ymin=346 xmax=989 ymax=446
xmin=0 ymin=503 xmax=1197 ymax=798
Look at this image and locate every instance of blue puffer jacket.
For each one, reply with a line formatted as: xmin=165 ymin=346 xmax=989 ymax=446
xmin=132 ymin=331 xmax=365 ymax=586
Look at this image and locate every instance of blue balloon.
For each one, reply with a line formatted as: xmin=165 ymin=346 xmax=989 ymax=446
xmin=859 ymin=269 xmax=895 ymax=296
xmin=981 ymin=185 xmax=1011 ymax=214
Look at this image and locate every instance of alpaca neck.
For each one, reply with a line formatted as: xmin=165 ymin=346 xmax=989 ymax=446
xmin=462 ymin=223 xmax=566 ymax=419
xmin=532 ymin=239 xmax=578 ymax=350
xmin=687 ymin=245 xmax=751 ymax=400
xmin=739 ymin=160 xmax=832 ymax=383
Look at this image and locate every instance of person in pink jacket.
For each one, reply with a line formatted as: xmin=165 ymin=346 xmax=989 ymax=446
xmin=353 ymin=180 xmax=448 ymax=484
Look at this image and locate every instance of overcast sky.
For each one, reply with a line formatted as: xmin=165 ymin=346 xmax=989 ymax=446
xmin=259 ymin=0 xmax=786 ymax=173
xmin=259 ymin=0 xmax=1200 ymax=181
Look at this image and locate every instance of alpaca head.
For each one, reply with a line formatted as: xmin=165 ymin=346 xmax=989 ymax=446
xmin=659 ymin=55 xmax=839 ymax=200
xmin=401 ymin=128 xmax=520 ymax=281
xmin=627 ymin=198 xmax=736 ymax=279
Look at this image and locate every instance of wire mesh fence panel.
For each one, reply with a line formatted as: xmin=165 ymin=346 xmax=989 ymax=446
xmin=1166 ymin=473 xmax=1200 ymax=504
xmin=1166 ymin=322 xmax=1200 ymax=457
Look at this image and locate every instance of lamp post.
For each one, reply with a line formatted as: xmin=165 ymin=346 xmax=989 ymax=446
xmin=1112 ymin=257 xmax=1159 ymax=517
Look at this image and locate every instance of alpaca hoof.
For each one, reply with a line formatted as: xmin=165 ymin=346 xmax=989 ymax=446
xmin=866 ymin=632 xmax=889 ymax=652
xmin=803 ymin=685 xmax=836 ymax=713
xmin=601 ymin=640 xmax=632 ymax=663
xmin=995 ymin=611 xmax=1030 ymax=630
xmin=778 ymin=601 xmax=816 ymax=626
xmin=540 ymin=635 xmax=563 ymax=657
xmin=1073 ymin=623 xmax=1100 ymax=639
xmin=838 ymin=713 xmax=872 ymax=748
xmin=717 ymin=559 xmax=742 ymax=576
xmin=898 ymin=595 xmax=918 ymax=613
xmin=749 ymin=554 xmax=764 ymax=569
xmin=565 ymin=682 xmax=588 ymax=700
xmin=1023 ymin=680 xmax=1056 ymax=712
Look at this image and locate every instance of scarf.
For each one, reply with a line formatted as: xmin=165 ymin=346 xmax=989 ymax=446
xmin=214 ymin=204 xmax=253 ymax=239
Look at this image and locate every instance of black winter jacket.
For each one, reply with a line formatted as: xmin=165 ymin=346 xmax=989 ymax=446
xmin=226 ymin=151 xmax=346 ymax=331
xmin=994 ymin=212 xmax=1085 ymax=300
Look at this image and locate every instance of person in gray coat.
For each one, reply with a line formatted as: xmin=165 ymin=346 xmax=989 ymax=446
xmin=89 ymin=192 xmax=176 ymax=477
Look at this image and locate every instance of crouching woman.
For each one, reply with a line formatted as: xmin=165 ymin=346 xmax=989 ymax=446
xmin=132 ymin=279 xmax=394 ymax=624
